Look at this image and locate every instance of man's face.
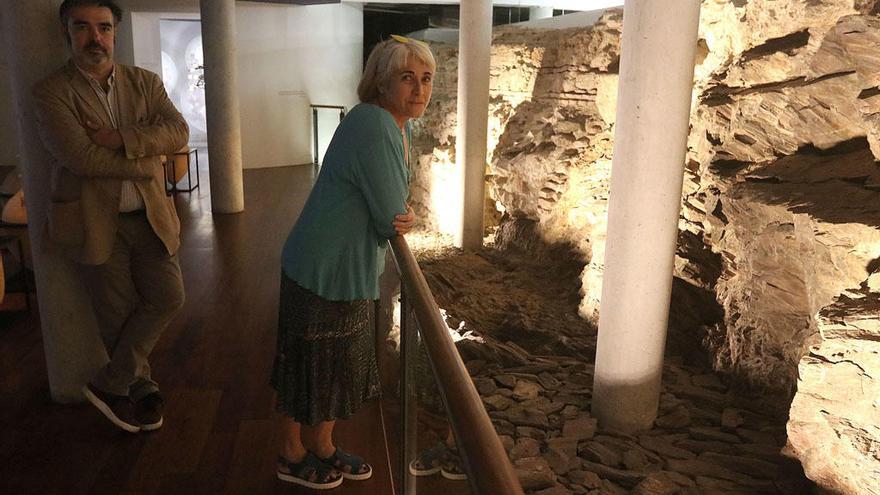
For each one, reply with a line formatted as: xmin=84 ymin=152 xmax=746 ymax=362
xmin=66 ymin=5 xmax=116 ymax=71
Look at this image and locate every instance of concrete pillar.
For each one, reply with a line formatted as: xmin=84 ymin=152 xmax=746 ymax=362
xmin=455 ymin=0 xmax=492 ymax=250
xmin=591 ymin=0 xmax=701 ymax=432
xmin=529 ymin=7 xmax=554 ymax=20
xmin=199 ymin=0 xmax=244 ymax=213
xmin=3 ymin=1 xmax=108 ymax=403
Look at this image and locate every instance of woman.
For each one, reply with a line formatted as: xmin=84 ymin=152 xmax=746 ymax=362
xmin=271 ymin=36 xmax=435 ymax=490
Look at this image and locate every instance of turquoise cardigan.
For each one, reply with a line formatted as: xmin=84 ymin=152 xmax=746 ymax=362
xmin=281 ymin=103 xmax=410 ymax=301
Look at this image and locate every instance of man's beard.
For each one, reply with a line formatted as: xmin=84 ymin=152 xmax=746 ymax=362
xmin=83 ymin=45 xmax=109 ymax=64
xmin=86 ymin=43 xmax=107 ymax=56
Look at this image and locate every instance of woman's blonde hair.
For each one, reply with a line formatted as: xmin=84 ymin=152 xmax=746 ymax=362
xmin=357 ymin=36 xmax=436 ymax=103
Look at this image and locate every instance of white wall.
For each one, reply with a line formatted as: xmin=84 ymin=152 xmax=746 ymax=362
xmin=130 ymin=12 xmax=164 ymax=76
xmin=236 ymin=2 xmax=363 ymax=168
xmin=116 ymin=11 xmax=136 ymax=66
xmin=118 ymin=2 xmax=363 ymax=168
xmin=116 ymin=0 xmax=200 ymax=66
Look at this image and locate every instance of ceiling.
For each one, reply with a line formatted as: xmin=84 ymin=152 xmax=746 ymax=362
xmin=246 ymin=0 xmax=620 ymax=9
xmin=247 ymin=0 xmax=606 ymax=29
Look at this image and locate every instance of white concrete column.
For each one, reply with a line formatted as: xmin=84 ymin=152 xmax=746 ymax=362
xmin=3 ymin=1 xmax=108 ymax=402
xmin=591 ymin=0 xmax=701 ymax=432
xmin=455 ymin=0 xmax=492 ymax=250
xmin=199 ymin=0 xmax=244 ymax=213
xmin=529 ymin=7 xmax=554 ymax=20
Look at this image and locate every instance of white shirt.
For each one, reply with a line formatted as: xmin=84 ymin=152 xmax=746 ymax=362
xmin=76 ymin=64 xmax=146 ymax=213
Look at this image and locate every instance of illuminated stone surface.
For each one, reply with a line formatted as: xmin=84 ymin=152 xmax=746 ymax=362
xmin=411 ymin=2 xmax=880 ymax=491
xmin=787 ymin=282 xmax=880 ymax=495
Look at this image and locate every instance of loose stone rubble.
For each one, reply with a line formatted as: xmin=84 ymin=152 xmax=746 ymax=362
xmin=409 ymin=237 xmax=812 ymax=495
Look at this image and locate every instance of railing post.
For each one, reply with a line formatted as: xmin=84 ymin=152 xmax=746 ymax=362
xmin=310 ymin=105 xmax=346 ymax=167
xmin=398 ymin=287 xmax=419 ymax=495
xmin=312 ymin=107 xmax=319 ymax=166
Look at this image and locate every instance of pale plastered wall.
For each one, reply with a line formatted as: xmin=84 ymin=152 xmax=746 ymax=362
xmin=117 ymin=1 xmax=363 ymax=168
xmin=235 ymin=2 xmax=363 ymax=168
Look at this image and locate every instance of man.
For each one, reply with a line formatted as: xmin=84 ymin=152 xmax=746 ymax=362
xmin=33 ymin=0 xmax=188 ymax=433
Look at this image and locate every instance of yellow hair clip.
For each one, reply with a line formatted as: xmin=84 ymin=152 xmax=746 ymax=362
xmin=390 ymin=34 xmax=428 ymax=47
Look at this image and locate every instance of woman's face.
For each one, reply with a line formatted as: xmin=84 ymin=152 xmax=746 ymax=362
xmin=380 ymin=57 xmax=434 ymax=127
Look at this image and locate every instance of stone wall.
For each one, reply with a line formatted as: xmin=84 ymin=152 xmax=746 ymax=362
xmin=411 ymin=1 xmax=880 ymax=492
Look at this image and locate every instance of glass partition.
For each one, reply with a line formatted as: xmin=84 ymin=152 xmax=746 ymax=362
xmin=399 ymin=290 xmax=473 ymax=495
xmin=385 ymin=237 xmax=524 ymax=495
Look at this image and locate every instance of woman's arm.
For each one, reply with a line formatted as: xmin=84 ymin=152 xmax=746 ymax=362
xmin=352 ymin=125 xmax=409 ymax=239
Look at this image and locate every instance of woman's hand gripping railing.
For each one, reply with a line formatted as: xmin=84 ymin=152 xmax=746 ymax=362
xmin=388 ymin=236 xmax=525 ymax=495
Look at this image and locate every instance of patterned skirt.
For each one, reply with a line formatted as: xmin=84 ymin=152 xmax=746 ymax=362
xmin=270 ymin=271 xmax=381 ymax=425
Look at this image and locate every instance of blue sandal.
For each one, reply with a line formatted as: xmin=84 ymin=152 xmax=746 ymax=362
xmin=276 ymin=453 xmax=343 ymax=490
xmin=409 ymin=443 xmax=447 ymax=476
xmin=440 ymin=447 xmax=467 ymax=481
xmin=319 ymin=448 xmax=373 ymax=480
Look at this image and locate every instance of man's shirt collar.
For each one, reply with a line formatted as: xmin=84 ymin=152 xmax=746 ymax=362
xmin=75 ymin=63 xmax=116 ymax=90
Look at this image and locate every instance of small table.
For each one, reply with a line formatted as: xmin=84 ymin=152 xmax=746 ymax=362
xmin=164 ymin=148 xmax=200 ymax=195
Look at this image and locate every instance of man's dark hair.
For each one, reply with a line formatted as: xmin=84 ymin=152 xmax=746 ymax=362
xmin=59 ymin=0 xmax=124 ymax=26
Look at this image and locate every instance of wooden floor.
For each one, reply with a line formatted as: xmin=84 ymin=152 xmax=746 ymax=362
xmin=0 ymin=165 xmax=405 ymax=494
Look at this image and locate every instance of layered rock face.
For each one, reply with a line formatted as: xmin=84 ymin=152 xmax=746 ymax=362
xmin=787 ymin=277 xmax=880 ymax=495
xmin=410 ymin=0 xmax=880 ymax=492
xmin=690 ymin=9 xmax=880 ymax=493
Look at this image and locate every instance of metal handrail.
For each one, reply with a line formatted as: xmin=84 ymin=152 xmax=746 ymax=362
xmin=388 ymin=236 xmax=525 ymax=495
xmin=309 ymin=104 xmax=346 ymax=166
xmin=310 ymin=104 xmax=346 ymax=111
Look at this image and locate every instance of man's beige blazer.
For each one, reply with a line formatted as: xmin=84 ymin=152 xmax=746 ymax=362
xmin=33 ymin=61 xmax=189 ymax=265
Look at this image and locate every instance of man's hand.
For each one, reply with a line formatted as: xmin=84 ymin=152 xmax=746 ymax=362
xmin=393 ymin=205 xmax=416 ymax=235
xmin=85 ymin=121 xmax=123 ymax=150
